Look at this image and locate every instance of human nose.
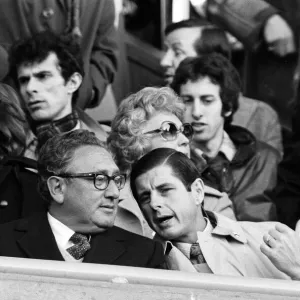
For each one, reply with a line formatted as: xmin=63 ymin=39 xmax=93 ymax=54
xmin=149 ymin=194 xmax=164 ymax=210
xmin=104 ymin=180 xmax=120 ymax=200
xmin=177 ymin=131 xmax=190 ymax=149
xmin=26 ymin=77 xmax=38 ymax=94
xmin=192 ymin=99 xmax=203 ymax=120
xmin=160 ymin=50 xmax=172 ymax=68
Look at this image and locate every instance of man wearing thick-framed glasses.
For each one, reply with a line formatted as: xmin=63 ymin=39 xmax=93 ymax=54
xmin=0 ymin=129 xmax=164 ymax=267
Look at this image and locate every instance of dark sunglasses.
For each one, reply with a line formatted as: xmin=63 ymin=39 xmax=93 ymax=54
xmin=144 ymin=121 xmax=194 ymax=141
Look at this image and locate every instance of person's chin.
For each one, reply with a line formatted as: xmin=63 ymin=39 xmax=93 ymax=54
xmin=93 ymin=217 xmax=115 ymax=231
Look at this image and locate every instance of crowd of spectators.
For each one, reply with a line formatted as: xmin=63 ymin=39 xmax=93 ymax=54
xmin=0 ymin=0 xmax=300 ymax=284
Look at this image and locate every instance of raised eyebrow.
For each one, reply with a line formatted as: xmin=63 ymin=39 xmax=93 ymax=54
xmin=95 ymin=169 xmax=121 ymax=176
xmin=34 ymin=70 xmax=52 ymax=76
xmin=156 ymin=183 xmax=174 ymax=190
xmin=200 ymin=95 xmax=214 ymax=100
xmin=170 ymin=41 xmax=182 ymax=48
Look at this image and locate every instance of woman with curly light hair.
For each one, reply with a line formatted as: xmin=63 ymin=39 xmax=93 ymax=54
xmin=108 ymin=86 xmax=192 ymax=174
xmin=108 ymin=86 xmax=235 ymax=238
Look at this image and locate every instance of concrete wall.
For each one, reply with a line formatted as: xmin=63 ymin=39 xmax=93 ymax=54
xmin=0 ymin=256 xmax=299 ymax=300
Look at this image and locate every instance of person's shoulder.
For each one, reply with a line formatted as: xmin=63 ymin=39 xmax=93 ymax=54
xmin=0 ymin=213 xmax=45 ymax=233
xmin=255 ymin=139 xmax=281 ymax=160
xmin=0 ymin=216 xmax=29 ymax=234
xmin=110 ymin=226 xmax=155 ymax=243
xmin=239 ymin=220 xmax=280 ymax=237
xmin=244 ymin=96 xmax=277 ymax=115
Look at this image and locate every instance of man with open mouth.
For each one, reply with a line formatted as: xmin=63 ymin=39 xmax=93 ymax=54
xmin=130 ymin=147 xmax=291 ymax=279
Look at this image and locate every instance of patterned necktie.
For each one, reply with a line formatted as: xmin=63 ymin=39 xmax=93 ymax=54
xmin=67 ymin=233 xmax=91 ymax=260
xmin=190 ymin=242 xmax=206 ymax=264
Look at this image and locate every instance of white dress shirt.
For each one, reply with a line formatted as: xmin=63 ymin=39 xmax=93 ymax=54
xmin=47 ymin=213 xmax=83 ymax=262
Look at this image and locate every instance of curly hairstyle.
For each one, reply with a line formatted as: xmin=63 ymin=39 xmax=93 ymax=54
xmin=171 ymin=53 xmax=241 ymax=127
xmin=0 ymin=83 xmax=29 ymax=155
xmin=9 ymin=30 xmax=84 ymax=103
xmin=37 ymin=129 xmax=108 ymax=205
xmin=107 ymin=87 xmax=185 ymax=174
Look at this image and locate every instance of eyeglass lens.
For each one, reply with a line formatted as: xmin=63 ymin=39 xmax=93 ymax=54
xmin=95 ymin=174 xmax=126 ymax=190
xmin=161 ymin=122 xmax=193 ymax=140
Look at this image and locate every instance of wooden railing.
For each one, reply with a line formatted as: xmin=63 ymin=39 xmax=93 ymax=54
xmin=0 ymin=256 xmax=299 ymax=300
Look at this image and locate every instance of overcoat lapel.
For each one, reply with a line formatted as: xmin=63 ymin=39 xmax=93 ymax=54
xmin=83 ymin=229 xmax=126 ymax=264
xmin=16 ymin=213 xmax=64 ymax=261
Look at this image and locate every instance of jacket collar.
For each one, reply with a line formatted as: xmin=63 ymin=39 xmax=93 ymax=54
xmin=225 ymin=125 xmax=256 ymax=166
xmin=15 ymin=213 xmax=65 ymax=261
xmin=155 ymin=211 xmax=247 ymax=253
xmin=206 ymin=211 xmax=247 ymax=243
xmin=83 ymin=228 xmax=126 ymax=264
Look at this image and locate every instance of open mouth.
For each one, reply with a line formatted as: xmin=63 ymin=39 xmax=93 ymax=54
xmin=28 ymin=101 xmax=44 ymax=110
xmin=156 ymin=215 xmax=173 ymax=225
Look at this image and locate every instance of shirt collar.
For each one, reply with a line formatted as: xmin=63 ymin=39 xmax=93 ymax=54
xmin=157 ymin=213 xmax=247 ymax=255
xmin=219 ymin=131 xmax=237 ymax=161
xmin=174 ymin=218 xmax=212 ymax=258
xmin=47 ymin=212 xmax=75 ymax=249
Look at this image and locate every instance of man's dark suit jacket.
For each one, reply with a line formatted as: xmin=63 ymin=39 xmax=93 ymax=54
xmin=0 ymin=213 xmax=164 ymax=268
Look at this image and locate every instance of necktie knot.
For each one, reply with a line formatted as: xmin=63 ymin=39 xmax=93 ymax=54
xmin=190 ymin=242 xmax=206 ymax=264
xmin=67 ymin=233 xmax=91 ymax=260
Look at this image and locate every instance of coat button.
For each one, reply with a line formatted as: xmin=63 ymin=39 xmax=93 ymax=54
xmin=42 ymin=8 xmax=54 ymax=19
xmin=0 ymin=200 xmax=8 ymax=207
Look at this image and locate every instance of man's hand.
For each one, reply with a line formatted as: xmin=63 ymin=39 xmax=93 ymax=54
xmin=264 ymin=14 xmax=296 ymax=56
xmin=261 ymin=223 xmax=300 ymax=280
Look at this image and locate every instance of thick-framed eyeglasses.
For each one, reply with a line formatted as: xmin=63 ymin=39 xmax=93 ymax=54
xmin=144 ymin=121 xmax=194 ymax=141
xmin=56 ymin=173 xmax=126 ymax=190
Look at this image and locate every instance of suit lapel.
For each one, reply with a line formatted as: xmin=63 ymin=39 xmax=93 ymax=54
xmin=16 ymin=213 xmax=64 ymax=261
xmin=83 ymin=229 xmax=126 ymax=264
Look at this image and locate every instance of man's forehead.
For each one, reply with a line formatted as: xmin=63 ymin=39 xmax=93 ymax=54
xmin=17 ymin=52 xmax=61 ymax=74
xmin=68 ymin=145 xmax=119 ymax=173
xmin=137 ymin=166 xmax=178 ymax=187
xmin=166 ymin=27 xmax=203 ymax=44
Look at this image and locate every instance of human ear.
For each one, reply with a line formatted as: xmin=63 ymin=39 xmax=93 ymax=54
xmin=66 ymin=72 xmax=82 ymax=94
xmin=47 ymin=176 xmax=66 ymax=204
xmin=191 ymin=178 xmax=205 ymax=206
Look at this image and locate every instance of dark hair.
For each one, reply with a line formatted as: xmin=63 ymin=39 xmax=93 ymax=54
xmin=9 ymin=30 xmax=84 ymax=103
xmin=165 ymin=19 xmax=231 ymax=59
xmin=0 ymin=83 xmax=29 ymax=155
xmin=130 ymin=148 xmax=201 ymax=202
xmin=37 ymin=129 xmax=108 ymax=205
xmin=165 ymin=19 xmax=209 ymax=36
xmin=171 ymin=53 xmax=241 ymax=126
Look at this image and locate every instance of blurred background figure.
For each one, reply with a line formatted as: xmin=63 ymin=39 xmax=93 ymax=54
xmin=190 ymin=0 xmax=297 ymax=134
xmin=0 ymin=0 xmax=119 ymax=111
xmin=0 ymin=83 xmax=46 ymax=224
xmin=161 ymin=19 xmax=282 ymax=156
